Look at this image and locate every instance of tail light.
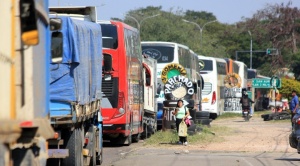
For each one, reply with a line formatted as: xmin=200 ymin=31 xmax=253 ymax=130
xmin=211 ymin=91 xmax=216 ymax=105
xmin=20 ymin=121 xmax=33 ymax=127
xmin=114 ymin=92 xmax=125 ymax=118
xmin=297 ymin=118 xmax=300 ymax=125
xmin=84 ymin=138 xmax=89 ymax=145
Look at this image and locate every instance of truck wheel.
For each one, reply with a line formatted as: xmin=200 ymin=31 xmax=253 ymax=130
xmin=96 ymin=125 xmax=103 ymax=166
xmin=196 ymin=119 xmax=211 ymax=126
xmin=90 ymin=128 xmax=99 ymax=166
xmin=63 ymin=126 xmax=83 ymax=166
xmin=195 ymin=111 xmax=210 ymax=119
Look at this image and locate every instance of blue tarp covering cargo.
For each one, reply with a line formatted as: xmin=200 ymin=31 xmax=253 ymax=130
xmin=49 ymin=16 xmax=102 ymax=106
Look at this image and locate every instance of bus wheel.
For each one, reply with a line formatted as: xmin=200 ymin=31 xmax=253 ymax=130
xmin=132 ymin=133 xmax=140 ymax=143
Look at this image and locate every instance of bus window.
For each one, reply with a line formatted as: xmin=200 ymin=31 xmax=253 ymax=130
xmin=217 ymin=62 xmax=227 ymax=75
xmin=101 ymin=24 xmax=118 ymax=49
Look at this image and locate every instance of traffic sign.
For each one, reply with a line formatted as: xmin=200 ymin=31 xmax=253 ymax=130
xmin=252 ymin=78 xmax=271 ymax=88
xmin=252 ymin=78 xmax=281 ymax=88
xmin=270 ymin=76 xmax=281 ymax=88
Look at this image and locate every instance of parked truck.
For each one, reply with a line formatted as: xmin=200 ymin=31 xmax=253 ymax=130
xmin=0 ymin=0 xmax=55 ymax=165
xmin=47 ymin=7 xmax=106 ymax=165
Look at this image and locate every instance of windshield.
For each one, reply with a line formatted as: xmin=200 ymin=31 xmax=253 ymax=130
xmin=198 ymin=59 xmax=213 ymax=71
xmin=100 ymin=24 xmax=118 ymax=49
xmin=141 ymin=45 xmax=174 ymax=63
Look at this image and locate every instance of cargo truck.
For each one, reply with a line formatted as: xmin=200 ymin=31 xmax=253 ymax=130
xmin=47 ymin=7 xmax=107 ymax=165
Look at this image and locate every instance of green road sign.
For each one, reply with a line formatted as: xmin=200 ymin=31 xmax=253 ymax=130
xmin=252 ymin=78 xmax=271 ymax=88
xmin=270 ymin=76 xmax=281 ymax=88
xmin=252 ymin=78 xmax=281 ymax=88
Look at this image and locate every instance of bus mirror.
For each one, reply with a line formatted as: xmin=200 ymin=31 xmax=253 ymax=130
xmin=103 ymin=54 xmax=112 ymax=72
xmin=193 ymin=83 xmax=197 ymax=94
xmin=50 ymin=18 xmax=62 ymax=31
xmin=198 ymin=78 xmax=204 ymax=90
xmin=19 ymin=0 xmax=39 ymax=45
xmin=156 ymin=83 xmax=162 ymax=95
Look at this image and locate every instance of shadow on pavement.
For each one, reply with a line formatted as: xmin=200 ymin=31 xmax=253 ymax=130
xmin=275 ymin=158 xmax=300 ymax=162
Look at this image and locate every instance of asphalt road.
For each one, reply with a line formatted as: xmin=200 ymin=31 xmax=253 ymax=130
xmin=101 ymin=140 xmax=144 ymax=166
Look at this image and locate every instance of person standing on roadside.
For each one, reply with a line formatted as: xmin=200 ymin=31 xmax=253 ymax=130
xmin=172 ymin=99 xmax=190 ymax=146
xmin=290 ymin=90 xmax=299 ymax=126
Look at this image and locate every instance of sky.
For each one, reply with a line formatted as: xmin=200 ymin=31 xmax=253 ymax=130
xmin=50 ymin=0 xmax=300 ymax=24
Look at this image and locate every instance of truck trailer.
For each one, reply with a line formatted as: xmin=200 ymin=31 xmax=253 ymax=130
xmin=47 ymin=7 xmax=105 ymax=166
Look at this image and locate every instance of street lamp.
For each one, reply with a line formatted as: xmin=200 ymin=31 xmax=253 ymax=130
xmin=182 ymin=19 xmax=216 ymax=111
xmin=248 ymin=30 xmax=252 ymax=69
xmin=182 ymin=19 xmax=217 ymax=48
xmin=127 ymin=14 xmax=160 ymax=31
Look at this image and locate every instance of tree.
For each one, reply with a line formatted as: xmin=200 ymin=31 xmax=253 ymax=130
xmin=184 ymin=10 xmax=217 ymax=21
xmin=244 ymin=1 xmax=300 ymax=76
xmin=279 ymin=78 xmax=300 ymax=100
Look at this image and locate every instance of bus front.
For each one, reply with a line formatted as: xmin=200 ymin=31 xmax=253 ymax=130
xmin=141 ymin=42 xmax=176 ymax=104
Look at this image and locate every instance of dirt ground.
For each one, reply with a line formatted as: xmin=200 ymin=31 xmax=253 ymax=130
xmin=171 ymin=114 xmax=294 ymax=153
xmin=195 ymin=115 xmax=293 ymax=152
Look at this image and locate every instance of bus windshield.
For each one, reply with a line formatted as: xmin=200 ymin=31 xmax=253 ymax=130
xmin=198 ymin=59 xmax=213 ymax=71
xmin=141 ymin=45 xmax=174 ymax=63
xmin=100 ymin=24 xmax=118 ymax=49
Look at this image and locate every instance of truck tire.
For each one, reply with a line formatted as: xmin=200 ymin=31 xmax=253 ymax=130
xmin=189 ymin=109 xmax=196 ymax=122
xmin=90 ymin=128 xmax=96 ymax=166
xmin=187 ymin=120 xmax=196 ymax=132
xmin=63 ymin=126 xmax=83 ymax=166
xmin=195 ymin=111 xmax=210 ymax=119
xmin=196 ymin=119 xmax=211 ymax=126
xmin=96 ymin=124 xmax=103 ymax=166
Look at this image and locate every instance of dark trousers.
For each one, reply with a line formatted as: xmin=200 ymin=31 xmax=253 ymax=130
xmin=176 ymin=118 xmax=187 ymax=143
xmin=291 ymin=113 xmax=296 ymax=127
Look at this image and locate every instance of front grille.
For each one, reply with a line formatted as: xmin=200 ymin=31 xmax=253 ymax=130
xmin=102 ymin=77 xmax=119 ymax=108
xmin=202 ymin=82 xmax=212 ymax=95
xmin=102 ymin=79 xmax=114 ymax=97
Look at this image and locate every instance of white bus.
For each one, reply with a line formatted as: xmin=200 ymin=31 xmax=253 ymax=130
xmin=141 ymin=41 xmax=201 ymax=110
xmin=198 ymin=55 xmax=227 ymax=119
xmin=235 ymin=60 xmax=248 ymax=89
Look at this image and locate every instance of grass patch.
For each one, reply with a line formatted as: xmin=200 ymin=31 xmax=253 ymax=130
xmin=253 ymin=110 xmax=272 ymax=117
xmin=144 ymin=125 xmax=232 ymax=146
xmin=217 ymin=112 xmax=241 ymax=119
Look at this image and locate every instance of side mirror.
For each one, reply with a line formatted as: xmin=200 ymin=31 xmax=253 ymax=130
xmin=50 ymin=18 xmax=62 ymax=31
xmin=19 ymin=0 xmax=39 ymax=45
xmin=51 ymin=32 xmax=63 ymax=63
xmin=103 ymin=54 xmax=112 ymax=72
xmin=197 ymin=78 xmax=204 ymax=90
xmin=193 ymin=82 xmax=197 ymax=94
xmin=156 ymin=83 xmax=162 ymax=95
